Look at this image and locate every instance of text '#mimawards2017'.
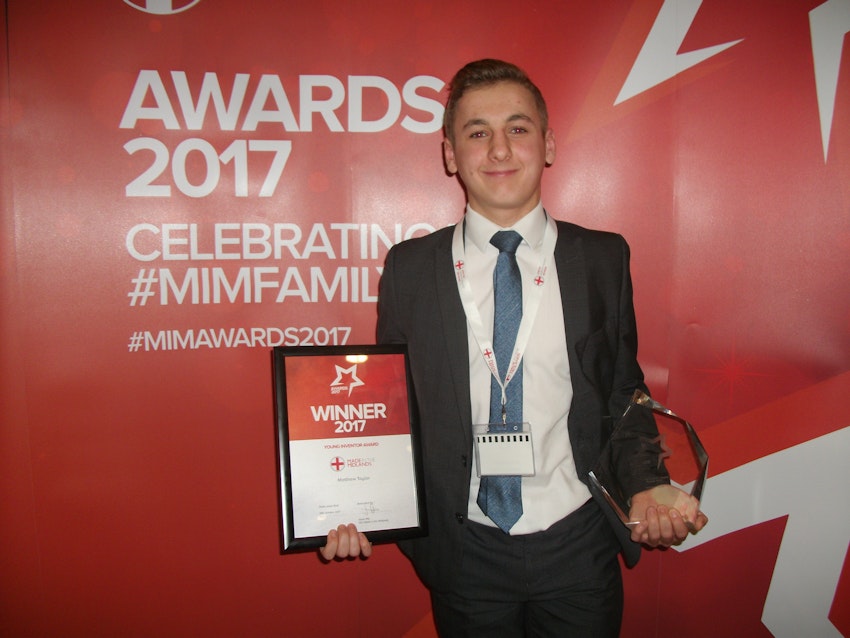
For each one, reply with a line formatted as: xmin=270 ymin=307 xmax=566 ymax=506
xmin=126 ymin=325 xmax=351 ymax=352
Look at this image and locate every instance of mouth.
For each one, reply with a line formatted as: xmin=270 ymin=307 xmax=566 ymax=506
xmin=483 ymin=168 xmax=518 ymax=179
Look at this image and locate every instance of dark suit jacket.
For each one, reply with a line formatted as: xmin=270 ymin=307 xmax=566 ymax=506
xmin=377 ymin=219 xmax=667 ymax=592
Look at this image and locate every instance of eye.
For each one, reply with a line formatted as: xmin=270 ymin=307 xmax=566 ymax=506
xmin=510 ymin=126 xmax=528 ymax=135
xmin=469 ymin=129 xmax=488 ymax=139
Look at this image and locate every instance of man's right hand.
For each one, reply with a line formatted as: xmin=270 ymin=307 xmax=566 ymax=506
xmin=319 ymin=523 xmax=373 ymax=561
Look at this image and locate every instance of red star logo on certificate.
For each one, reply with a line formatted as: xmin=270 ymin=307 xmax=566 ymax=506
xmin=455 ymin=260 xmax=464 ymax=270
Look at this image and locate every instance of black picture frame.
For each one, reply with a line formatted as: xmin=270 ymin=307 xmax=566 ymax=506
xmin=273 ymin=344 xmax=427 ymax=553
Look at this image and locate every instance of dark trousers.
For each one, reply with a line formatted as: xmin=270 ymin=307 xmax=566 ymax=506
xmin=430 ymin=500 xmax=623 ymax=638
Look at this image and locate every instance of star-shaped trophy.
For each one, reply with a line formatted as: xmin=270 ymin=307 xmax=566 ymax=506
xmin=589 ymin=390 xmax=708 ymax=531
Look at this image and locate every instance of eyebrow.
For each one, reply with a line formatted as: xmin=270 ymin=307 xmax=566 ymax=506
xmin=460 ymin=113 xmax=535 ymax=132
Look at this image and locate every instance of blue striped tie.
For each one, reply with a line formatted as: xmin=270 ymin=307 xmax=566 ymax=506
xmin=477 ymin=230 xmax=523 ymax=532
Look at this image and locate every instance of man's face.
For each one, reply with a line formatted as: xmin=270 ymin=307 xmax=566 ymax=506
xmin=443 ymin=81 xmax=555 ymax=227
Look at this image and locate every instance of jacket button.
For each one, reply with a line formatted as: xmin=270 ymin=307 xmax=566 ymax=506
xmin=455 ymin=513 xmax=464 ymax=523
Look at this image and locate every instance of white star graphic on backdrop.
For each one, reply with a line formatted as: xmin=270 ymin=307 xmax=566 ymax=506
xmin=678 ymin=427 xmax=850 ymax=637
xmin=809 ymin=0 xmax=850 ymax=162
xmin=616 ymin=0 xmax=743 ymax=105
xmin=619 ymin=0 xmax=849 ymax=163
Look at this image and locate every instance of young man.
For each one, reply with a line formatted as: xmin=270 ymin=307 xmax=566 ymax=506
xmin=323 ymin=59 xmax=706 ymax=637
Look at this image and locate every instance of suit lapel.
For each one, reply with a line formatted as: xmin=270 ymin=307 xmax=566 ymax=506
xmin=435 ymin=229 xmax=473 ymax=447
xmin=554 ymin=221 xmax=589 ymax=377
xmin=554 ymin=221 xmax=597 ymax=479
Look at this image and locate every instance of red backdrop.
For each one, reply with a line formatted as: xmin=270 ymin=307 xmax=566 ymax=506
xmin=1 ymin=1 xmax=848 ymax=636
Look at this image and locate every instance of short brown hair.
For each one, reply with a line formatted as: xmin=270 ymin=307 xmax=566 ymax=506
xmin=443 ymin=59 xmax=549 ymax=142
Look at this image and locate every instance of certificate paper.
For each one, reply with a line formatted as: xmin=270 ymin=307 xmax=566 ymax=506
xmin=273 ymin=345 xmax=427 ymax=552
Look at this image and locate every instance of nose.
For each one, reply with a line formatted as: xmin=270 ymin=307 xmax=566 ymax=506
xmin=488 ymin=131 xmax=512 ymax=162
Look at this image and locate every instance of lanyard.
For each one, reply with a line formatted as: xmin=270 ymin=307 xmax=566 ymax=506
xmin=451 ymin=215 xmax=557 ymax=412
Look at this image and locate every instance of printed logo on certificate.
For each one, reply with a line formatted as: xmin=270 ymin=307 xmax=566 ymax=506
xmin=273 ymin=345 xmax=427 ymax=552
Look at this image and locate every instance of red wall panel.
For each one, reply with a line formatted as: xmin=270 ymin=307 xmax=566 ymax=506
xmin=1 ymin=1 xmax=848 ymax=636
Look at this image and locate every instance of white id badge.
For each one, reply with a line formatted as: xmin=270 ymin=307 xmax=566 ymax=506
xmin=473 ymin=422 xmax=535 ymax=477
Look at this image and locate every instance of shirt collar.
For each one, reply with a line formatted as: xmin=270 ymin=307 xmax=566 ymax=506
xmin=464 ymin=202 xmax=547 ymax=253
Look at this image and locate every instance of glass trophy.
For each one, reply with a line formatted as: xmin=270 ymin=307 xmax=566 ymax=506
xmin=589 ymin=390 xmax=708 ymax=531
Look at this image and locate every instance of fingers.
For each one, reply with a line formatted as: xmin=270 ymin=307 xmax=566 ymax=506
xmin=319 ymin=527 xmax=339 ymax=561
xmin=358 ymin=530 xmax=373 ymax=558
xmin=319 ymin=524 xmax=372 ymax=561
xmin=667 ymin=508 xmax=691 ymax=541
xmin=630 ymin=505 xmax=708 ymax=547
xmin=636 ymin=505 xmax=673 ymax=547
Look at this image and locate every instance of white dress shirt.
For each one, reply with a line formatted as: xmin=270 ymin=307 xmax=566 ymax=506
xmin=461 ymin=204 xmax=591 ymax=534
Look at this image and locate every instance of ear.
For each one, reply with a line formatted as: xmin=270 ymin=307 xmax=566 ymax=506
xmin=544 ymin=128 xmax=556 ymax=166
xmin=443 ymin=138 xmax=458 ymax=174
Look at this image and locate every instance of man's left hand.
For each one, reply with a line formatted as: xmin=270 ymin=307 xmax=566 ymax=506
xmin=628 ymin=485 xmax=708 ymax=548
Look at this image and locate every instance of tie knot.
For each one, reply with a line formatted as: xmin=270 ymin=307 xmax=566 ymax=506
xmin=490 ymin=230 xmax=523 ymax=254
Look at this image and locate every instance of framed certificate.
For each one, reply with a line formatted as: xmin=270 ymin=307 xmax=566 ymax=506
xmin=273 ymin=344 xmax=427 ymax=552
